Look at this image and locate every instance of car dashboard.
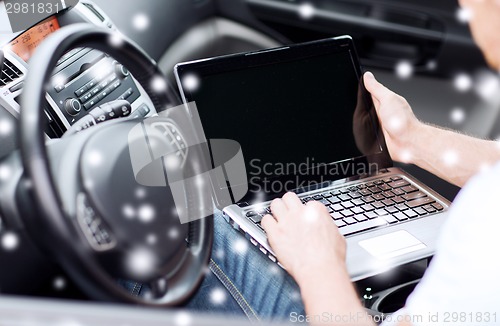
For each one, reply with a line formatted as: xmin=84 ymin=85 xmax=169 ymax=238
xmin=0 ymin=0 xmax=156 ymax=140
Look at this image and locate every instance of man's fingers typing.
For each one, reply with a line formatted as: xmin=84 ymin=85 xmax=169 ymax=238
xmin=261 ymin=214 xmax=278 ymax=234
xmin=282 ymin=192 xmax=303 ymax=210
xmin=270 ymin=198 xmax=287 ymax=221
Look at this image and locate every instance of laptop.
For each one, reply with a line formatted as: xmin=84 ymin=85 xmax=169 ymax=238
xmin=174 ymin=36 xmax=450 ymax=281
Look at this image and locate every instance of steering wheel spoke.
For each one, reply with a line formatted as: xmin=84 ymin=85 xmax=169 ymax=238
xmin=146 ymin=277 xmax=169 ymax=299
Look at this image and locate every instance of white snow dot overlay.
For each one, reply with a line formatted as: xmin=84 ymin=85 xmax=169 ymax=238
xmin=399 ymin=149 xmax=413 ymax=163
xmin=175 ymin=312 xmax=191 ymax=326
xmin=0 ymin=164 xmax=11 ymax=181
xmin=1 ymin=232 xmax=19 ymax=251
xmin=122 ymin=204 xmax=136 ymax=219
xmin=298 ymin=3 xmax=315 ymax=20
xmin=133 ymin=13 xmax=150 ymax=31
xmin=138 ymin=204 xmax=156 ymax=223
xmin=395 ymin=61 xmax=413 ymax=79
xmin=456 ymin=7 xmax=472 ymax=23
xmin=53 ymin=276 xmax=66 ymax=290
xmin=151 ymin=76 xmax=167 ymax=92
xmin=126 ymin=247 xmax=156 ymax=277
xmin=210 ymin=288 xmax=227 ymax=305
xmin=0 ymin=119 xmax=13 ymax=136
xmin=450 ymin=107 xmax=466 ymax=124
xmin=182 ymin=74 xmax=200 ymax=91
xmin=454 ymin=73 xmax=472 ymax=92
xmin=233 ymin=238 xmax=249 ymax=254
xmin=442 ymin=150 xmax=459 ymax=167
xmin=87 ymin=151 xmax=103 ymax=167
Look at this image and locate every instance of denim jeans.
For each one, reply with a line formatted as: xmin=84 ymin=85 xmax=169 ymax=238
xmin=120 ymin=210 xmax=305 ymax=322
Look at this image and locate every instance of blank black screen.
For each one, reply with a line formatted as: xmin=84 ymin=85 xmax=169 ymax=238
xmin=182 ymin=49 xmax=381 ymax=186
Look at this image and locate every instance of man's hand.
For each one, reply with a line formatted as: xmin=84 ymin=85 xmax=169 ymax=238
xmin=262 ymin=193 xmax=373 ymax=325
xmin=261 ymin=192 xmax=346 ymax=285
xmin=363 ymin=71 xmax=500 ymax=187
xmin=363 ymin=72 xmax=422 ymax=163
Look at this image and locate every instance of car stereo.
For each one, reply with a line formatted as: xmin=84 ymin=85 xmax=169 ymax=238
xmin=46 ymin=49 xmax=143 ymax=127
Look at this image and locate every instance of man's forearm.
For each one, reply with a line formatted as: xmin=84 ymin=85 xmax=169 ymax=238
xmin=409 ymin=123 xmax=500 ymax=187
xmin=297 ymin=266 xmax=374 ymax=326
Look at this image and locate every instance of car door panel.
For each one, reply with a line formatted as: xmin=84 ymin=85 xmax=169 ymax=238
xmin=239 ymin=0 xmax=487 ymax=77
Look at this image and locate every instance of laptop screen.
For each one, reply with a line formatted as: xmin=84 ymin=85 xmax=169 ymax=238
xmin=176 ymin=37 xmax=390 ymax=203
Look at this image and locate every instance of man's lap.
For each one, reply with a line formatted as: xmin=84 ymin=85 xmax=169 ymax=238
xmin=185 ymin=210 xmax=305 ymax=322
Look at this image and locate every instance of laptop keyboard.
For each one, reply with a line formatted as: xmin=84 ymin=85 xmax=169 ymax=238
xmin=245 ymin=176 xmax=444 ymax=237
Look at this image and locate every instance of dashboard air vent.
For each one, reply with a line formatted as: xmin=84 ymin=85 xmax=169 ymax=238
xmin=0 ymin=58 xmax=24 ymax=87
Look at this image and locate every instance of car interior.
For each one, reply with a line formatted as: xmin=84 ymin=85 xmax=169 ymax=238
xmin=0 ymin=0 xmax=498 ymax=324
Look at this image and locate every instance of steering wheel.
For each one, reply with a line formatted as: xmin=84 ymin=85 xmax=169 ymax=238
xmin=18 ymin=24 xmax=213 ymax=306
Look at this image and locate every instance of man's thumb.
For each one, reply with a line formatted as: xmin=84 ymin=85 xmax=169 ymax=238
xmin=364 ymin=72 xmax=392 ymax=101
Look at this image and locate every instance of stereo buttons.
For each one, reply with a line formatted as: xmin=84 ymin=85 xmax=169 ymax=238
xmin=64 ymin=98 xmax=82 ymax=116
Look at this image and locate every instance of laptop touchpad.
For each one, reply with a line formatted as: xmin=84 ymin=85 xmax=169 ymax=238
xmin=359 ymin=230 xmax=426 ymax=260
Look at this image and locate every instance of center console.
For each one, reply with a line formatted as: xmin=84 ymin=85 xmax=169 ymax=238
xmin=0 ymin=1 xmax=156 ymax=138
xmin=46 ymin=50 xmax=144 ymax=129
